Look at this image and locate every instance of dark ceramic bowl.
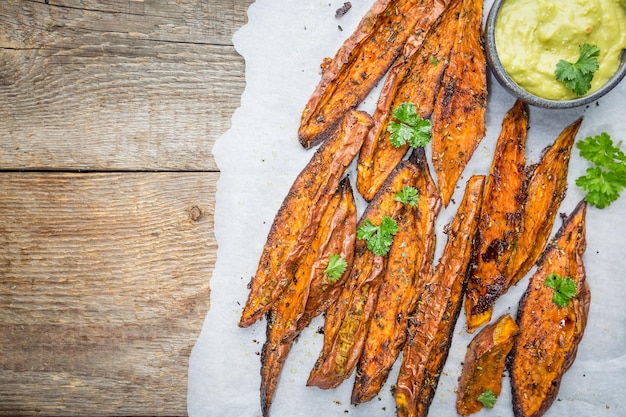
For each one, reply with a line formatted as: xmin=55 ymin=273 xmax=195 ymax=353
xmin=484 ymin=0 xmax=626 ymax=109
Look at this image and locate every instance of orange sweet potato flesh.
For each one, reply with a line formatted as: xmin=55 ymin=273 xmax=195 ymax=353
xmin=464 ymin=100 xmax=528 ymax=333
xmin=307 ymin=159 xmax=422 ymax=390
xmin=259 ymin=178 xmax=356 ymax=417
xmin=395 ymin=174 xmax=485 ymax=417
xmin=456 ymin=313 xmax=519 ymax=415
xmin=298 ymin=0 xmax=449 ymax=149
xmin=239 ymin=110 xmax=373 ymax=328
xmin=431 ymin=0 xmax=487 ymax=206
xmin=356 ymin=0 xmax=462 ymax=201
xmin=505 ymin=118 xmax=582 ymax=286
xmin=510 ymin=200 xmax=589 ymax=417
xmin=351 ymin=149 xmax=441 ymax=405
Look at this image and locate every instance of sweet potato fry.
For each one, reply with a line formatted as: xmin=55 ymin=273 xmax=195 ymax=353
xmin=505 ymin=118 xmax=582 ymax=286
xmin=351 ymin=149 xmax=441 ymax=405
xmin=259 ymin=178 xmax=356 ymax=417
xmin=431 ymin=0 xmax=487 ymax=206
xmin=456 ymin=313 xmax=519 ymax=416
xmin=356 ymin=0 xmax=462 ymax=201
xmin=298 ymin=0 xmax=449 ymax=148
xmin=240 ymin=110 xmax=373 ymax=328
xmin=464 ymin=100 xmax=528 ymax=333
xmin=294 ymin=179 xmax=358 ymax=334
xmin=510 ymin=200 xmax=589 ymax=417
xmin=307 ymin=159 xmax=421 ymax=389
xmin=395 ymin=174 xmax=485 ymax=417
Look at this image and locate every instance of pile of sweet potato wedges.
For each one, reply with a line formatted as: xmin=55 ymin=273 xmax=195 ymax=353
xmin=238 ymin=0 xmax=591 ymax=416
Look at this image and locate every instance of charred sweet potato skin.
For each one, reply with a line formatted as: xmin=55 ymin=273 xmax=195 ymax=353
xmin=395 ymin=174 xmax=485 ymax=417
xmin=240 ymin=110 xmax=373 ymax=327
xmin=307 ymin=160 xmax=421 ymax=390
xmin=510 ymin=201 xmax=589 ymax=417
xmin=431 ymin=0 xmax=487 ymax=206
xmin=298 ymin=0 xmax=449 ymax=148
xmin=356 ymin=0 xmax=461 ymax=201
xmin=259 ymin=178 xmax=356 ymax=417
xmin=351 ymin=149 xmax=441 ymax=405
xmin=464 ymin=100 xmax=528 ymax=333
xmin=505 ymin=118 xmax=582 ymax=286
xmin=456 ymin=313 xmax=519 ymax=416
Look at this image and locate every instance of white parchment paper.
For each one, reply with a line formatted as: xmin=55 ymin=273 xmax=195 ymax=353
xmin=188 ymin=1 xmax=626 ymax=416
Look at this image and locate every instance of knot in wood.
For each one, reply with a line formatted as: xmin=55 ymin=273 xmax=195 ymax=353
xmin=189 ymin=206 xmax=203 ymax=221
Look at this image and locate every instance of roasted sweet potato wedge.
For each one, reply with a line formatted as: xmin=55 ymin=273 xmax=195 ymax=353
xmin=356 ymin=0 xmax=462 ymax=201
xmin=431 ymin=0 xmax=487 ymax=206
xmin=456 ymin=313 xmax=519 ymax=416
xmin=464 ymin=100 xmax=528 ymax=333
xmin=505 ymin=118 xmax=582 ymax=286
xmin=351 ymin=149 xmax=441 ymax=405
xmin=259 ymin=178 xmax=356 ymax=417
xmin=295 ymin=179 xmax=358 ymax=335
xmin=307 ymin=159 xmax=421 ymax=389
xmin=395 ymin=174 xmax=485 ymax=417
xmin=298 ymin=0 xmax=449 ymax=148
xmin=240 ymin=110 xmax=373 ymax=328
xmin=510 ymin=201 xmax=589 ymax=417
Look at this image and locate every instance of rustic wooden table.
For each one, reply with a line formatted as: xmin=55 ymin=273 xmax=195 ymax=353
xmin=1 ymin=0 xmax=253 ymax=415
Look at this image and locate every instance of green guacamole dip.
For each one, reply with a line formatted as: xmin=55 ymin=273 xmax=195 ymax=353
xmin=495 ymin=0 xmax=626 ymax=100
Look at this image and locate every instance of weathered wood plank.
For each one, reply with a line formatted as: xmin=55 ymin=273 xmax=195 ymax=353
xmin=0 ymin=0 xmax=253 ymax=171
xmin=0 ymin=172 xmax=217 ymax=416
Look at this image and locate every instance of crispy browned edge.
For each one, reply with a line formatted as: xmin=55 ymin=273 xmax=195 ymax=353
xmin=456 ymin=313 xmax=519 ymax=415
xmin=298 ymin=0 xmax=449 ymax=149
xmin=464 ymin=99 xmax=528 ymax=333
xmin=509 ymin=200 xmax=589 ymax=417
xmin=240 ymin=110 xmax=373 ymax=327
xmin=395 ymin=174 xmax=485 ymax=417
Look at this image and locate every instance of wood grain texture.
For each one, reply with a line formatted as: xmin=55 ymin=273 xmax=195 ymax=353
xmin=0 ymin=0 xmax=253 ymax=171
xmin=0 ymin=172 xmax=217 ymax=416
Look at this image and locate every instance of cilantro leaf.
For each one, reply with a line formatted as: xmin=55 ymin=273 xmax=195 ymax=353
xmin=544 ymin=273 xmax=577 ymax=308
xmin=357 ymin=216 xmax=398 ymax=256
xmin=387 ymin=102 xmax=432 ymax=148
xmin=477 ymin=389 xmax=497 ymax=409
xmin=324 ymin=254 xmax=348 ymax=282
xmin=575 ymin=133 xmax=626 ymax=208
xmin=395 ymin=186 xmax=420 ymax=207
xmin=555 ymin=43 xmax=600 ymax=96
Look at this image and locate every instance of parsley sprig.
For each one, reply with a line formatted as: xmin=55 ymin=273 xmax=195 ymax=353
xmin=544 ymin=273 xmax=577 ymax=308
xmin=357 ymin=216 xmax=398 ymax=256
xmin=394 ymin=185 xmax=420 ymax=207
xmin=554 ymin=43 xmax=600 ymax=96
xmin=324 ymin=254 xmax=348 ymax=282
xmin=477 ymin=389 xmax=497 ymax=409
xmin=388 ymin=102 xmax=432 ymax=148
xmin=575 ymin=132 xmax=626 ymax=208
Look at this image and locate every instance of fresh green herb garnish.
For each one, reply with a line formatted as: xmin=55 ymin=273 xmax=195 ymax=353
xmin=429 ymin=55 xmax=438 ymax=66
xmin=357 ymin=216 xmax=398 ymax=256
xmin=544 ymin=273 xmax=577 ymax=308
xmin=324 ymin=254 xmax=348 ymax=282
xmin=575 ymin=132 xmax=626 ymax=208
xmin=554 ymin=43 xmax=600 ymax=96
xmin=477 ymin=389 xmax=497 ymax=409
xmin=388 ymin=102 xmax=432 ymax=148
xmin=395 ymin=185 xmax=420 ymax=207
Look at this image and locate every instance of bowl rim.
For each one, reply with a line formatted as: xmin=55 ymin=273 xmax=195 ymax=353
xmin=484 ymin=0 xmax=626 ymax=109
